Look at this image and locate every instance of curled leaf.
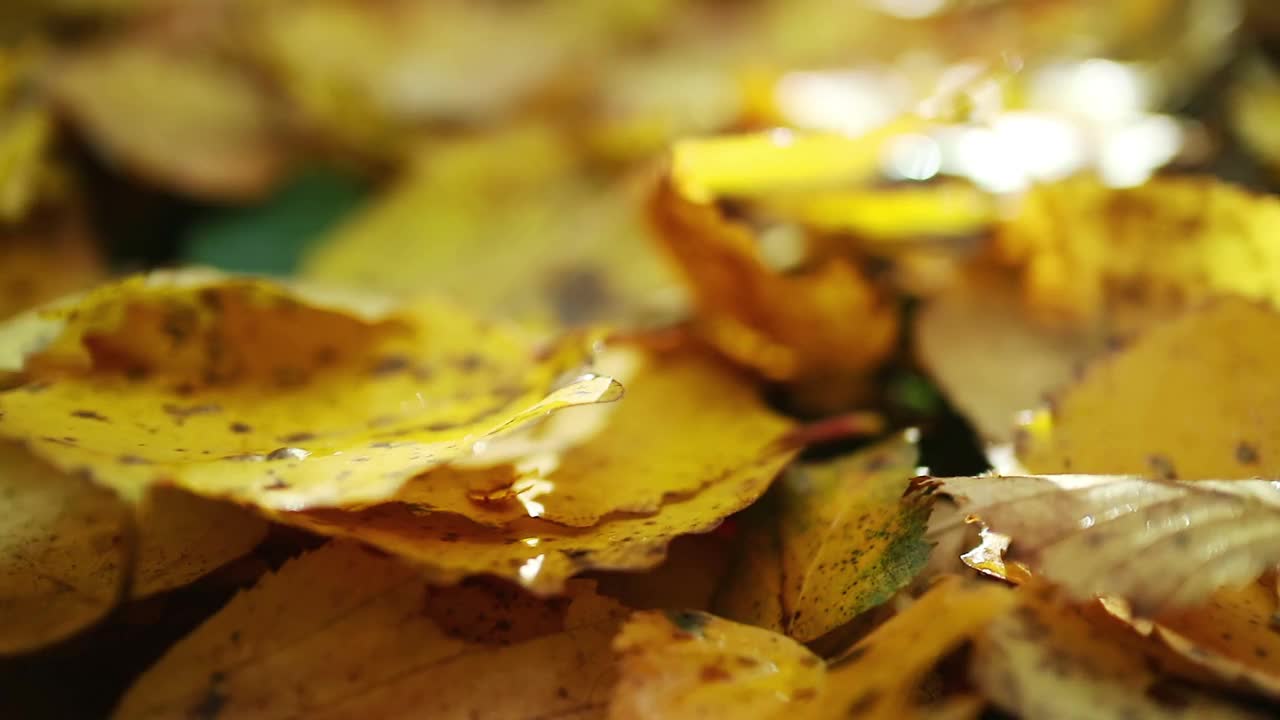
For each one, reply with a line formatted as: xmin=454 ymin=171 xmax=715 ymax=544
xmin=943 ymin=474 xmax=1280 ymax=613
xmin=1017 ymin=298 xmax=1280 ymax=479
xmin=973 ymin=583 xmax=1267 ymax=720
xmin=610 ymin=610 xmax=825 ymax=720
xmin=0 ymin=272 xmax=618 ymax=509
xmin=650 ymin=177 xmax=898 ymax=385
xmin=114 ymin=542 xmax=629 ymax=719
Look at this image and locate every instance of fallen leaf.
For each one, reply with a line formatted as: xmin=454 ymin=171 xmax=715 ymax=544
xmin=943 ymin=474 xmax=1280 ymax=613
xmin=0 ymin=441 xmax=266 ymax=654
xmin=49 ymin=41 xmax=288 ymax=200
xmin=807 ymin=576 xmax=1014 ymax=720
xmin=1017 ymin=298 xmax=1280 ymax=479
xmin=0 ymin=271 xmax=619 ymax=509
xmin=378 ymin=344 xmax=794 ymax=528
xmin=0 ymin=101 xmax=54 ymax=223
xmin=759 ymin=183 xmax=994 ymax=245
xmin=650 ymin=177 xmax=898 ymax=386
xmin=776 ymin=435 xmax=934 ymax=642
xmin=973 ymin=583 xmax=1267 ymax=719
xmin=113 ymin=542 xmax=630 ymax=719
xmin=915 ymin=267 xmax=1105 ymax=441
xmin=302 ymin=128 xmax=681 ymax=327
xmin=994 ymin=176 xmax=1280 ymax=327
xmin=281 ymin=426 xmax=796 ymax=594
xmin=713 ymin=500 xmax=787 ymax=633
xmin=594 ymin=533 xmax=735 ymax=613
xmin=1103 ymin=582 xmax=1280 ymax=699
xmin=609 ymin=610 xmax=826 ymax=720
xmin=0 ymin=213 xmax=103 ymax=322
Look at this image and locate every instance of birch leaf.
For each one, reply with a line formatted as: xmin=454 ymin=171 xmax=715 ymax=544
xmin=0 ymin=272 xmax=618 ymax=509
xmin=609 ymin=610 xmax=825 ymax=720
xmin=113 ymin=542 xmax=629 ymax=720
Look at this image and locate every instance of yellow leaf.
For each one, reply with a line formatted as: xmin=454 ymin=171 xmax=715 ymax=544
xmin=377 ymin=345 xmax=793 ymax=528
xmin=761 ymin=183 xmax=995 ymax=245
xmin=714 ymin=503 xmax=786 ymax=633
xmin=49 ymin=42 xmax=287 ymax=200
xmin=770 ymin=435 xmax=933 ymax=641
xmin=281 ymin=423 xmax=796 ymax=594
xmin=113 ymin=542 xmax=630 ymax=720
xmin=670 ymin=121 xmax=919 ymax=204
xmin=303 ymin=128 xmax=681 ymax=327
xmin=804 ymin=576 xmax=1014 ymax=720
xmin=650 ymin=178 xmax=898 ymax=384
xmin=1017 ymin=298 xmax=1280 ymax=479
xmin=609 ymin=610 xmax=826 ymax=720
xmin=1104 ymin=582 xmax=1280 ymax=700
xmin=915 ymin=267 xmax=1104 ymax=441
xmin=0 ymin=441 xmax=266 ymax=654
xmin=973 ymin=584 xmax=1267 ymax=720
xmin=0 ymin=271 xmax=619 ymax=509
xmin=995 ymin=176 xmax=1280 ymax=327
xmin=944 ymin=474 xmax=1280 ymax=614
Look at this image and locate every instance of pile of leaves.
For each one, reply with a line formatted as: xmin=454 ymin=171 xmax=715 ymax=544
xmin=6 ymin=1 xmax=1280 ymax=718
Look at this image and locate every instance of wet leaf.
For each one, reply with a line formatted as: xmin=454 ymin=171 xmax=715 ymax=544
xmin=650 ymin=177 xmax=898 ymax=385
xmin=973 ymin=583 xmax=1267 ymax=720
xmin=49 ymin=41 xmax=288 ymax=200
xmin=807 ymin=576 xmax=1014 ymax=720
xmin=377 ymin=344 xmax=793 ymax=528
xmin=1103 ymin=582 xmax=1280 ymax=699
xmin=915 ymin=268 xmax=1105 ymax=441
xmin=0 ymin=271 xmax=618 ymax=509
xmin=280 ymin=423 xmax=797 ymax=594
xmin=943 ymin=474 xmax=1280 ymax=613
xmin=0 ymin=441 xmax=266 ymax=654
xmin=114 ymin=542 xmax=630 ymax=719
xmin=777 ymin=435 xmax=933 ymax=642
xmin=995 ymin=176 xmax=1280 ymax=327
xmin=609 ymin=610 xmax=826 ymax=720
xmin=1016 ymin=298 xmax=1280 ymax=479
xmin=303 ymin=129 xmax=680 ymax=327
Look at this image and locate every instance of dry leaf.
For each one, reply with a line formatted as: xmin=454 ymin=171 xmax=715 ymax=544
xmin=776 ymin=435 xmax=933 ymax=642
xmin=379 ymin=345 xmax=793 ymax=528
xmin=915 ymin=267 xmax=1105 ymax=441
xmin=302 ymin=128 xmax=681 ymax=327
xmin=943 ymin=474 xmax=1280 ymax=613
xmin=995 ymin=176 xmax=1280 ymax=327
xmin=1017 ymin=298 xmax=1280 ymax=479
xmin=1103 ymin=582 xmax=1280 ymax=699
xmin=49 ymin=41 xmax=287 ymax=200
xmin=609 ymin=610 xmax=826 ymax=720
xmin=114 ymin=542 xmax=629 ymax=719
xmin=973 ymin=583 xmax=1268 ymax=719
xmin=593 ymin=533 xmax=735 ymax=613
xmin=806 ymin=576 xmax=1014 ymax=720
xmin=0 ymin=440 xmax=266 ymax=654
xmin=650 ymin=178 xmax=898 ymax=386
xmin=0 ymin=272 xmax=619 ymax=509
xmin=282 ymin=427 xmax=796 ymax=594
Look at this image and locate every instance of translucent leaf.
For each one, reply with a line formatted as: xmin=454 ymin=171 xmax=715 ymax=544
xmin=805 ymin=576 xmax=1013 ymax=720
xmin=0 ymin=272 xmax=618 ymax=509
xmin=1103 ymin=582 xmax=1280 ymax=699
xmin=1017 ymin=298 xmax=1280 ymax=479
xmin=0 ymin=441 xmax=266 ymax=654
xmin=113 ymin=542 xmax=630 ymax=719
xmin=650 ymin=178 xmax=898 ymax=384
xmin=994 ymin=177 xmax=1280 ymax=327
xmin=973 ymin=584 xmax=1268 ymax=720
xmin=49 ymin=41 xmax=287 ymax=200
xmin=609 ymin=610 xmax=825 ymax=720
xmin=943 ymin=474 xmax=1280 ymax=613
xmin=718 ymin=435 xmax=934 ymax=642
xmin=302 ymin=128 xmax=681 ymax=327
